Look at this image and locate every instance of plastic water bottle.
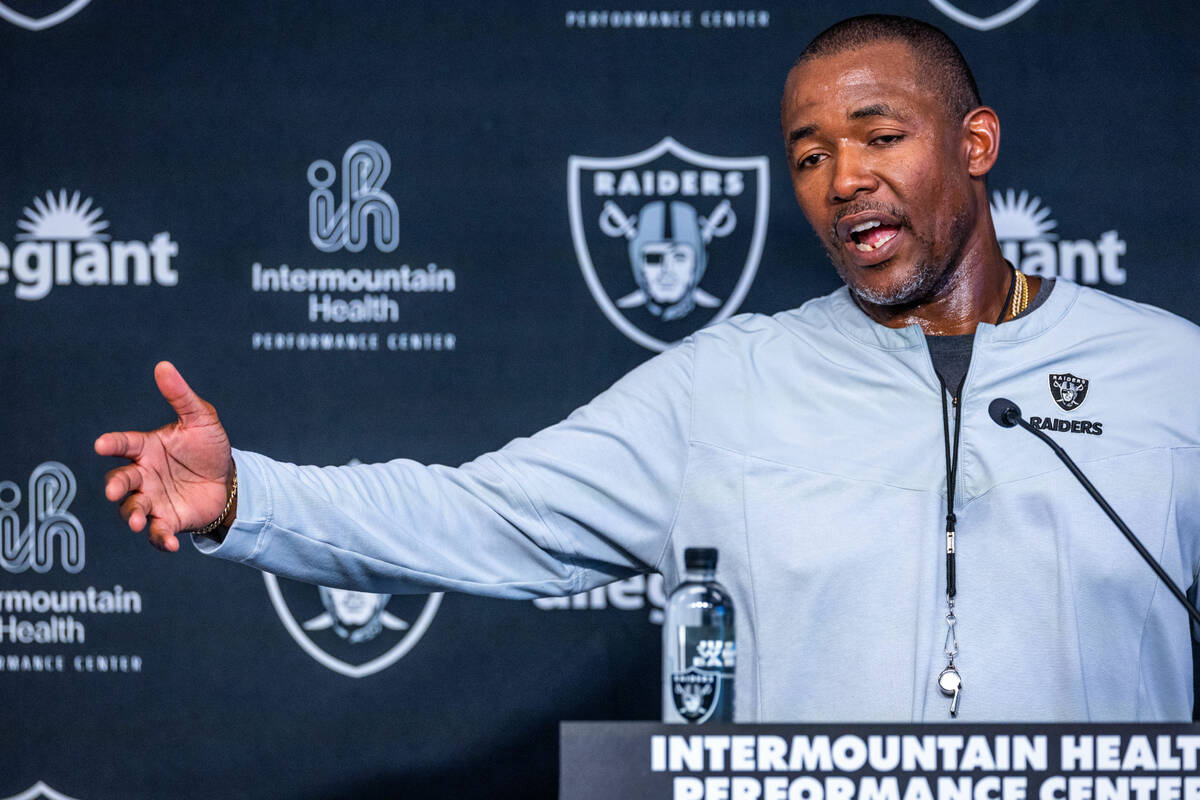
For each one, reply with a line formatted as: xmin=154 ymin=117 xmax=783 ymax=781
xmin=662 ymin=547 xmax=735 ymax=723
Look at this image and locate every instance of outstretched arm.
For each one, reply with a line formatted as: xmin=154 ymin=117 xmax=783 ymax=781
xmin=94 ymin=361 xmax=235 ymax=552
xmin=97 ymin=343 xmax=693 ymax=598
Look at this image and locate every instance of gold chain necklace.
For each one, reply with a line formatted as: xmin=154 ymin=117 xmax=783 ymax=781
xmin=1007 ymin=269 xmax=1030 ymax=321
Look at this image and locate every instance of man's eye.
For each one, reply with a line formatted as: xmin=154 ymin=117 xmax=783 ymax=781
xmin=796 ymin=152 xmax=825 ymax=169
xmin=872 ymin=134 xmax=904 ymax=145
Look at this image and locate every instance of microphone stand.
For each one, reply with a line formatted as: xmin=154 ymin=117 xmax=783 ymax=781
xmin=988 ymin=398 xmax=1200 ymax=626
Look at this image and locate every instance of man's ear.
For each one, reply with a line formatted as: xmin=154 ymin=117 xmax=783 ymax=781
xmin=963 ymin=106 xmax=1000 ymax=177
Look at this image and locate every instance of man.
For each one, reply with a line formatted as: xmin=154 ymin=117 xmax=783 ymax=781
xmin=96 ymin=15 xmax=1200 ymax=721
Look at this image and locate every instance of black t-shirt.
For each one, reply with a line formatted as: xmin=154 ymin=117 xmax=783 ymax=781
xmin=925 ymin=278 xmax=1056 ymax=396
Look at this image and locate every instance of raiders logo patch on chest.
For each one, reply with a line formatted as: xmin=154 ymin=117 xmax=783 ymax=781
xmin=1049 ymin=373 xmax=1089 ymax=411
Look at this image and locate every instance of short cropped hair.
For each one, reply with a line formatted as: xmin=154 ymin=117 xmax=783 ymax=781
xmin=796 ymin=14 xmax=983 ymax=121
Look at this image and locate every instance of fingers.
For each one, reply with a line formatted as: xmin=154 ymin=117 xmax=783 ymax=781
xmin=96 ymin=361 xmax=205 ymax=556
xmin=103 ymin=464 xmax=143 ymax=501
xmin=94 ymin=430 xmax=146 ymax=459
xmin=153 ymin=361 xmax=213 ymax=427
xmin=147 ymin=517 xmax=180 ymax=553
xmin=119 ymin=492 xmax=151 ymax=532
xmin=118 ymin=495 xmax=179 ymax=552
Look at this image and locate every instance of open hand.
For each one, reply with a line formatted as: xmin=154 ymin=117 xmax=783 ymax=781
xmin=95 ymin=361 xmax=233 ymax=552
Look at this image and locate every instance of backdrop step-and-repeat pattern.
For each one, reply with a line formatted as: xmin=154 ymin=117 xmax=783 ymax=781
xmin=2 ymin=1 xmax=1196 ymax=798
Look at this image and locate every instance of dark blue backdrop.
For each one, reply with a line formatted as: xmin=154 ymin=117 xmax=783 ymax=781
xmin=2 ymin=1 xmax=1196 ymax=797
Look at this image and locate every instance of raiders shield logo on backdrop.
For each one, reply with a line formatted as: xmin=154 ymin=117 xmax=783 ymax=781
xmin=1049 ymin=373 xmax=1089 ymax=411
xmin=568 ymin=137 xmax=769 ymax=351
xmin=0 ymin=0 xmax=92 ymax=30
xmin=0 ymin=783 xmax=82 ymax=800
xmin=926 ymin=0 xmax=1040 ymax=31
xmin=264 ymin=573 xmax=442 ymax=678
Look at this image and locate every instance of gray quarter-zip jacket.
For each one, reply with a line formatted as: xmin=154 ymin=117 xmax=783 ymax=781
xmin=200 ymin=279 xmax=1200 ymax=721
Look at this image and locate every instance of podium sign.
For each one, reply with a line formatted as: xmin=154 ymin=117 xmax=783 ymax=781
xmin=560 ymin=722 xmax=1200 ymax=800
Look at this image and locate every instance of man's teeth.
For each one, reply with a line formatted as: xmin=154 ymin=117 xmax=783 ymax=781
xmin=850 ymin=220 xmax=881 ymax=234
xmin=853 ymin=228 xmax=898 ymax=252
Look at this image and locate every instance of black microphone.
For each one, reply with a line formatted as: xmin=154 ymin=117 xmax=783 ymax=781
xmin=988 ymin=397 xmax=1021 ymax=428
xmin=989 ymin=397 xmax=1200 ymax=626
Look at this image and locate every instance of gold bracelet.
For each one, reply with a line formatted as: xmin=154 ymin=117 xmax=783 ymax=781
xmin=192 ymin=465 xmax=238 ymax=536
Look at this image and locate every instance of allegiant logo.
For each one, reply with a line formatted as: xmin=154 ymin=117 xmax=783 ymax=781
xmin=0 ymin=190 xmax=179 ymax=300
xmin=991 ymin=189 xmax=1126 ymax=286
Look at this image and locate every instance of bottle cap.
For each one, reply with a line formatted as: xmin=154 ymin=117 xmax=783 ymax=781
xmin=684 ymin=547 xmax=718 ymax=570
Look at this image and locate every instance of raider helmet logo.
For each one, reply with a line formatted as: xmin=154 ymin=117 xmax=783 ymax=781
xmin=304 ymin=586 xmax=411 ymax=644
xmin=264 ymin=574 xmax=442 ymax=678
xmin=671 ymin=667 xmax=722 ymax=723
xmin=1049 ymin=373 xmax=1089 ymax=411
xmin=569 ymin=138 xmax=769 ymax=351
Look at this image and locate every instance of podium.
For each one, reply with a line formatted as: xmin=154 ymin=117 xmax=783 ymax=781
xmin=560 ymin=722 xmax=1200 ymax=800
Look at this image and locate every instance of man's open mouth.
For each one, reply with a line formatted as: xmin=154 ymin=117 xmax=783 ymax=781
xmin=847 ymin=219 xmax=901 ymax=252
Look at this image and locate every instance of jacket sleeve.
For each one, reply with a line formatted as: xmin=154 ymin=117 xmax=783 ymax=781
xmin=193 ymin=340 xmax=695 ymax=598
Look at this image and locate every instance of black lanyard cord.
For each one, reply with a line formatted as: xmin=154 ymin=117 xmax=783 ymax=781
xmin=939 ymin=265 xmax=1009 ymax=599
xmin=939 ymin=377 xmax=963 ymax=599
xmin=996 ymin=266 xmax=1017 ymax=326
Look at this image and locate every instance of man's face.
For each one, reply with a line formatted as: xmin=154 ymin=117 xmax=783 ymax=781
xmin=640 ymin=242 xmax=697 ymax=304
xmin=781 ymin=41 xmax=975 ymax=306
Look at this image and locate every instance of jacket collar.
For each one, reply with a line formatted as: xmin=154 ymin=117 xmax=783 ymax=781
xmin=827 ymin=278 xmax=1080 ymax=350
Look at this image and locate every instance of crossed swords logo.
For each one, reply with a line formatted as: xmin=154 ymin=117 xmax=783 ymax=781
xmin=598 ymin=198 xmax=736 ymax=310
xmin=302 ymin=588 xmax=410 ymax=644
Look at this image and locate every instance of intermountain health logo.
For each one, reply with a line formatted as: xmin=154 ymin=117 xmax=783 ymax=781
xmin=0 ymin=0 xmax=92 ymax=31
xmin=307 ymin=140 xmax=399 ymax=253
xmin=927 ymin=0 xmax=1039 ymax=31
xmin=569 ymin=138 xmax=769 ymax=351
xmin=1 ymin=462 xmax=83 ymax=574
xmin=0 ymin=190 xmax=179 ymax=301
xmin=0 ymin=463 xmax=146 ymax=675
xmin=249 ymin=141 xmax=457 ymax=354
xmin=264 ymin=573 xmax=442 ymax=678
xmin=563 ymin=9 xmax=770 ymax=28
xmin=990 ymin=189 xmax=1126 ymax=286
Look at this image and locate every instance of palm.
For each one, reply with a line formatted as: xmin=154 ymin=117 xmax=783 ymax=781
xmin=96 ymin=362 xmax=233 ymax=552
xmin=141 ymin=419 xmax=230 ymax=529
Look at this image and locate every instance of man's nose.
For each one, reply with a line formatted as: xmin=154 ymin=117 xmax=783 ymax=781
xmin=827 ymin=146 xmax=878 ymax=203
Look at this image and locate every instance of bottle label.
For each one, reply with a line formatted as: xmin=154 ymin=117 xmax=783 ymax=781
xmin=670 ymin=626 xmax=735 ymax=723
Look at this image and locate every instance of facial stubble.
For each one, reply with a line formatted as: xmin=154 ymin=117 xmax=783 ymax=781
xmin=826 ymin=206 xmax=971 ymax=310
